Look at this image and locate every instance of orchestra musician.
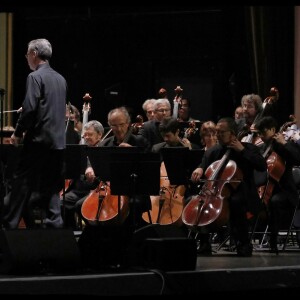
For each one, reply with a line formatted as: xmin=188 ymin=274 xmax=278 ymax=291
xmin=142 ymin=98 xmax=156 ymax=121
xmin=190 ymin=117 xmax=267 ymax=256
xmin=138 ymin=98 xmax=171 ymax=151
xmin=152 ymin=116 xmax=200 ymax=154
xmin=254 ymin=116 xmax=300 ymax=253
xmin=99 ymin=106 xmax=151 ymax=229
xmin=62 ymin=120 xmax=104 ymax=230
xmin=65 ymin=103 xmax=81 ymax=144
xmin=236 ymin=92 xmax=278 ymax=145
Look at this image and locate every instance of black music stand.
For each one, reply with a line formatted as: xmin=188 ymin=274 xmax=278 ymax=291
xmin=161 ymin=147 xmax=205 ymax=185
xmin=109 ymin=151 xmax=161 ymax=228
xmin=0 ymin=144 xmax=22 ymax=227
xmin=62 ymin=145 xmax=87 ymax=223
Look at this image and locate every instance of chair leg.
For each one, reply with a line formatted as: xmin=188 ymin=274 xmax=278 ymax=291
xmin=282 ymin=206 xmax=298 ymax=251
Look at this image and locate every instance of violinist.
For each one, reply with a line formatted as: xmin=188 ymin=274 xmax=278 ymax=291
xmin=99 ymin=106 xmax=151 ymax=229
xmin=254 ymin=116 xmax=300 ymax=253
xmin=190 ymin=117 xmax=267 ymax=256
xmin=62 ymin=120 xmax=104 ymax=230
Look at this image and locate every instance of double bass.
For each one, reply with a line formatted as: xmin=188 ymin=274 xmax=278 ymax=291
xmin=182 ymin=149 xmax=243 ymax=230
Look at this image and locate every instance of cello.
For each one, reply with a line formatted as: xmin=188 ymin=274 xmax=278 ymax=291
xmin=60 ymin=93 xmax=92 ymax=199
xmin=81 ymin=124 xmax=133 ymax=225
xmin=81 ymin=181 xmax=129 ymax=225
xmin=182 ymin=149 xmax=243 ymax=230
xmin=80 ymin=93 xmax=92 ymax=144
xmin=258 ymin=118 xmax=291 ymax=205
xmin=172 ymin=86 xmax=183 ymax=120
xmin=142 ymin=162 xmax=185 ymax=226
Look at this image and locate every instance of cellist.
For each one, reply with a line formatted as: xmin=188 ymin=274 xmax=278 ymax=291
xmin=99 ymin=106 xmax=150 ymax=229
xmin=62 ymin=120 xmax=104 ymax=229
xmin=190 ymin=117 xmax=267 ymax=256
xmin=254 ymin=116 xmax=300 ymax=254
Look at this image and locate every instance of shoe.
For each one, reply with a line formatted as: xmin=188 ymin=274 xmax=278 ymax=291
xmin=269 ymin=241 xmax=279 ymax=255
xmin=197 ymin=242 xmax=212 ymax=256
xmin=236 ymin=242 xmax=253 ymax=257
xmin=269 ymin=236 xmax=279 ymax=255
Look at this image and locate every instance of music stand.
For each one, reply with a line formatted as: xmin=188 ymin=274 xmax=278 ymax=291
xmin=160 ymin=147 xmax=190 ymax=186
xmin=62 ymin=145 xmax=87 ymax=223
xmin=161 ymin=147 xmax=205 ymax=186
xmin=0 ymin=145 xmax=23 ymax=227
xmin=109 ymin=151 xmax=161 ymax=228
xmin=87 ymin=147 xmax=144 ymax=181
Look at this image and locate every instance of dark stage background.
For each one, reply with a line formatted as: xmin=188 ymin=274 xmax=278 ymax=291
xmin=1 ymin=6 xmax=295 ymax=126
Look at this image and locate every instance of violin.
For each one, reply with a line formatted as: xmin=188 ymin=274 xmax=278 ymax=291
xmin=281 ymin=115 xmax=299 ymax=141
xmin=184 ymin=120 xmax=198 ymax=139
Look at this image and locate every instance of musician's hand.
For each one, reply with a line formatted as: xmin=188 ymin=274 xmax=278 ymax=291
xmin=181 ymin=138 xmax=192 ymax=149
xmin=85 ymin=167 xmax=96 ymax=183
xmin=228 ymin=138 xmax=244 ymax=152
xmin=119 ymin=142 xmax=132 ymax=147
xmin=191 ymin=167 xmax=203 ymax=183
xmin=273 ymin=132 xmax=287 ymax=145
xmin=249 ymin=124 xmax=259 ymax=133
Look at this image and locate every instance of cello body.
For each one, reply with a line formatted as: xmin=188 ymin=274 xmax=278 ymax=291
xmin=81 ymin=181 xmax=129 ymax=226
xmin=258 ymin=151 xmax=286 ymax=205
xmin=182 ymin=151 xmax=243 ymax=230
xmin=142 ymin=162 xmax=185 ymax=226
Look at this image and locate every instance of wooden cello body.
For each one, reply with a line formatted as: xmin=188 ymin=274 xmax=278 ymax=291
xmin=81 ymin=181 xmax=129 ymax=225
xmin=142 ymin=162 xmax=185 ymax=226
xmin=182 ymin=150 xmax=243 ymax=230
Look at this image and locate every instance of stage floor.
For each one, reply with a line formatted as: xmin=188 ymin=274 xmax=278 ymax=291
xmin=0 ymin=234 xmax=299 ymax=296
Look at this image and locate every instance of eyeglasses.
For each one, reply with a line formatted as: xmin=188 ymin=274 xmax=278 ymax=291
xmin=155 ymin=109 xmax=170 ymax=113
xmin=25 ymin=51 xmax=32 ymax=59
xmin=146 ymin=110 xmax=154 ymax=114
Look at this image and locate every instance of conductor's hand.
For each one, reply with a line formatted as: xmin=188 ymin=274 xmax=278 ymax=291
xmin=10 ymin=133 xmax=22 ymax=146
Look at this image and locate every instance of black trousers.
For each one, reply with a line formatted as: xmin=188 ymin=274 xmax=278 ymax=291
xmin=2 ymin=144 xmax=64 ymax=229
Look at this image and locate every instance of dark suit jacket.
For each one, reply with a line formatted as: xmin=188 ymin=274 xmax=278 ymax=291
xmin=14 ymin=63 xmax=67 ymax=149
